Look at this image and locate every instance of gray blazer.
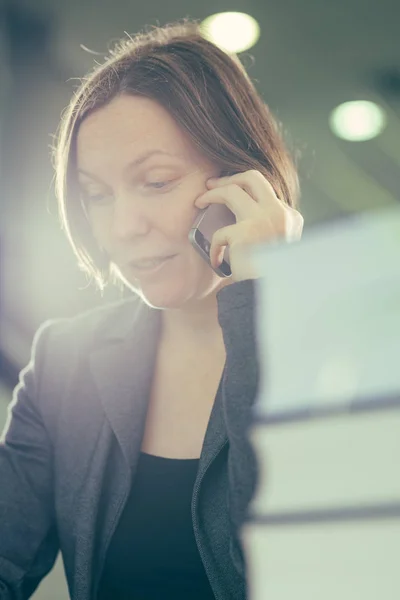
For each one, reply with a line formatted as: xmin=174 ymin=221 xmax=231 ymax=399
xmin=0 ymin=279 xmax=259 ymax=600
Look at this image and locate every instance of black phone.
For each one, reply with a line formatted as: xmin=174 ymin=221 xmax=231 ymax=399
xmin=189 ymin=204 xmax=236 ymax=277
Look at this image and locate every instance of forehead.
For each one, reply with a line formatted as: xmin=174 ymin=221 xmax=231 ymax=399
xmin=76 ymin=95 xmax=198 ymax=175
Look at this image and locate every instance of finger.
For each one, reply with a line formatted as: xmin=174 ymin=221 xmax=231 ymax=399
xmin=287 ymin=209 xmax=304 ymax=241
xmin=207 ymin=170 xmax=282 ymax=210
xmin=209 ymin=224 xmax=237 ymax=268
xmin=195 ymin=184 xmax=260 ymax=222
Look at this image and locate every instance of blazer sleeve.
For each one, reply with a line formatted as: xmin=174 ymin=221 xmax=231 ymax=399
xmin=0 ymin=321 xmax=60 ymax=600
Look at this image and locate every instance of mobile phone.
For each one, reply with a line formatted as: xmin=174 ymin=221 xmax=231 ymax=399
xmin=189 ymin=204 xmax=236 ymax=277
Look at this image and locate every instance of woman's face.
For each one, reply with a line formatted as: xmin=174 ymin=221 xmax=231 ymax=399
xmin=76 ymin=94 xmax=230 ymax=308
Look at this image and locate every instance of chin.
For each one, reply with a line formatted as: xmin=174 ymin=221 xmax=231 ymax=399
xmin=134 ymin=287 xmax=196 ymax=310
xmin=117 ymin=259 xmax=222 ymax=308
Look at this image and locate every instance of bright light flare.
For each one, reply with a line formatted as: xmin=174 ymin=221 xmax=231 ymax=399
xmin=329 ymin=100 xmax=387 ymax=141
xmin=200 ymin=12 xmax=260 ymax=53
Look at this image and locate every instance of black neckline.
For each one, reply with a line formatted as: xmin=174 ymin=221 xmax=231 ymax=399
xmin=140 ymin=451 xmax=200 ymax=462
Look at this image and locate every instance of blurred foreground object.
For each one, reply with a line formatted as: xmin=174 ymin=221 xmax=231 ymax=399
xmin=243 ymin=205 xmax=400 ymax=599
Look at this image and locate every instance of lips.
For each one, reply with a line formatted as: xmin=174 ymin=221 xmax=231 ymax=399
xmin=129 ymin=255 xmax=176 ymax=271
xmin=133 ymin=255 xmax=170 ymax=262
xmin=131 ymin=254 xmax=174 ymax=266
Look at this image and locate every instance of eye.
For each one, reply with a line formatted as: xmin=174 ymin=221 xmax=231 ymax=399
xmin=145 ymin=180 xmax=171 ymax=189
xmin=81 ymin=191 xmax=114 ymax=206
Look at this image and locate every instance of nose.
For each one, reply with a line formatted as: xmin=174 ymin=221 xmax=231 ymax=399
xmin=111 ymin=193 xmax=151 ymax=241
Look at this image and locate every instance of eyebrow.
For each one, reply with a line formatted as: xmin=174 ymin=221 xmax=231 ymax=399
xmin=77 ymin=149 xmax=182 ymax=182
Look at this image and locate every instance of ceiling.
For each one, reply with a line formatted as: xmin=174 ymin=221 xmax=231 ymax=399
xmin=0 ymin=0 xmax=399 ymax=379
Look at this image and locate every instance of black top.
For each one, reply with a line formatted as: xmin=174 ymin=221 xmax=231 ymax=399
xmin=97 ymin=452 xmax=216 ymax=600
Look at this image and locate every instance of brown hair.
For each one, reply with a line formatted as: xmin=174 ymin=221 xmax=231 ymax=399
xmin=53 ymin=18 xmax=300 ymax=290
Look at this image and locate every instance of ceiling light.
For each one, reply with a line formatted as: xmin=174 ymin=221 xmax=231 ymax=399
xmin=200 ymin=12 xmax=260 ymax=53
xmin=329 ymin=100 xmax=387 ymax=142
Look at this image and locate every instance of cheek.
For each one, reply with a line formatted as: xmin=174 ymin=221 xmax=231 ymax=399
xmin=88 ymin=214 xmax=109 ymax=244
xmin=184 ymin=200 xmax=202 ymax=228
xmin=166 ymin=202 xmax=199 ymax=240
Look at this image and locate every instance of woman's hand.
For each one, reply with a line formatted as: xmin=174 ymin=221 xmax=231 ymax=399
xmin=195 ymin=170 xmax=304 ymax=282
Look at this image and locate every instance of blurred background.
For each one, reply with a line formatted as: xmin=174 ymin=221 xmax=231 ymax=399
xmin=0 ymin=0 xmax=399 ymax=596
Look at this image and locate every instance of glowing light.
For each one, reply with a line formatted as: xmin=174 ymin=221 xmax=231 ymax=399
xmin=329 ymin=100 xmax=387 ymax=141
xmin=200 ymin=12 xmax=260 ymax=53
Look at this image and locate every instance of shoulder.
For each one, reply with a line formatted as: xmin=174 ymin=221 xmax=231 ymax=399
xmin=33 ymin=295 xmax=141 ymax=359
xmin=217 ymin=279 xmax=256 ymax=325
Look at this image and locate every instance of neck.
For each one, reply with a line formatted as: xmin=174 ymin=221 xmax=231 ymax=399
xmin=160 ymin=278 xmax=231 ymax=346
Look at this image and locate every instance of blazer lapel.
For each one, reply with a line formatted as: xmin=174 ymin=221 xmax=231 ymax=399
xmin=89 ymin=298 xmax=162 ymax=474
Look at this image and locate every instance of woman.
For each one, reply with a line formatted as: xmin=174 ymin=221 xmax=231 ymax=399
xmin=0 ymin=19 xmax=303 ymax=600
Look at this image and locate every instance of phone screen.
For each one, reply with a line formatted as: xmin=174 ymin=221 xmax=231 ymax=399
xmin=189 ymin=204 xmax=236 ymax=277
